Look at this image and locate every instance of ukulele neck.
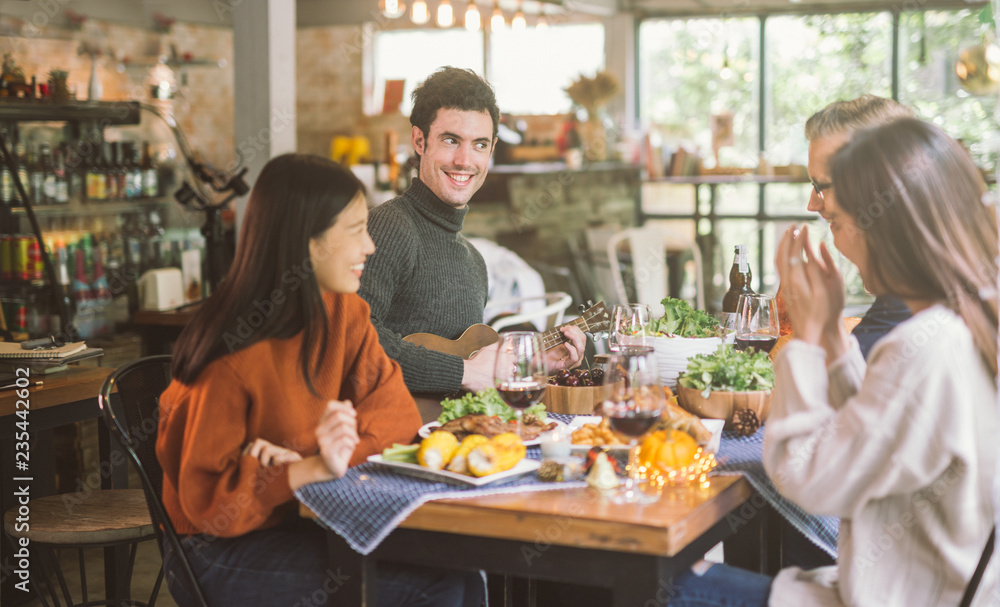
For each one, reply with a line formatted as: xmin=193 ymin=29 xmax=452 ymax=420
xmin=539 ymin=315 xmax=592 ymax=351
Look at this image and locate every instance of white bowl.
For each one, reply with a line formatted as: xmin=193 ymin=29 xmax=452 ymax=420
xmin=650 ymin=334 xmax=734 ymax=388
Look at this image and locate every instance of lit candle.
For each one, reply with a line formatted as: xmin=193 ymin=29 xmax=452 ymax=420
xmin=540 ymin=429 xmax=571 ymax=459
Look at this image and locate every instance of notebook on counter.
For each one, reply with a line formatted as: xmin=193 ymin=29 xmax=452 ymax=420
xmin=0 ymin=341 xmax=88 ymax=359
xmin=0 ymin=348 xmax=104 ymax=374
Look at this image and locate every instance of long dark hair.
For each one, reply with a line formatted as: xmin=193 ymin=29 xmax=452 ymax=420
xmin=831 ymin=118 xmax=998 ymax=374
xmin=172 ymin=154 xmax=365 ymax=394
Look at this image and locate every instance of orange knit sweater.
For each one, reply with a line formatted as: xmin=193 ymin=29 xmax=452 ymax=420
xmin=156 ymin=292 xmax=421 ymax=537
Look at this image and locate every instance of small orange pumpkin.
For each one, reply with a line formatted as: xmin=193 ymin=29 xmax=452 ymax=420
xmin=640 ymin=429 xmax=699 ymax=472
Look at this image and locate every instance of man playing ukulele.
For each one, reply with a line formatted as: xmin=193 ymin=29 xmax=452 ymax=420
xmin=357 ymin=67 xmax=585 ymax=419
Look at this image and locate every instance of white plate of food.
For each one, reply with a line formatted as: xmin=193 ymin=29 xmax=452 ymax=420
xmin=419 ymin=415 xmax=568 ymax=447
xmin=367 ymin=455 xmax=541 ymax=486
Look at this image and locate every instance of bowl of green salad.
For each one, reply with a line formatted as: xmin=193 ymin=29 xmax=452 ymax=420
xmin=641 ymin=298 xmax=733 ymax=388
xmin=675 ymin=345 xmax=774 ymax=429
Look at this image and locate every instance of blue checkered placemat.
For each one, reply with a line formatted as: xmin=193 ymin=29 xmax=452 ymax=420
xmin=716 ymin=426 xmax=839 ymax=558
xmin=295 ymin=413 xmax=587 ymax=556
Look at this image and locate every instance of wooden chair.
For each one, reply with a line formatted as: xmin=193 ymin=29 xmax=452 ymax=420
xmin=2 ymin=367 xmax=165 ymax=607
xmin=97 ymin=355 xmax=209 ymax=607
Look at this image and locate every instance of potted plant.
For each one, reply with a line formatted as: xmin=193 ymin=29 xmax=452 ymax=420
xmin=564 ymin=71 xmax=620 ymax=162
xmin=48 ymin=69 xmax=70 ymax=102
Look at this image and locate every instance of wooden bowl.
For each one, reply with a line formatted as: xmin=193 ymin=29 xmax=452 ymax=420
xmin=676 ymin=384 xmax=771 ymax=429
xmin=544 ymin=384 xmax=604 ymax=415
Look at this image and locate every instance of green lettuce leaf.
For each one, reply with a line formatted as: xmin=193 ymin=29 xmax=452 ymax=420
xmin=677 ymin=344 xmax=774 ymax=397
xmin=645 ymin=297 xmax=726 ymax=338
xmin=437 ymin=387 xmax=547 ymax=424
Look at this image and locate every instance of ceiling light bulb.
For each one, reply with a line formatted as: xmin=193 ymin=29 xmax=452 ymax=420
xmin=382 ymin=0 xmax=405 ymax=18
xmin=465 ymin=2 xmax=481 ymax=31
xmin=536 ymin=13 xmax=548 ymax=30
xmin=411 ymin=0 xmax=429 ymax=24
xmin=512 ymin=8 xmax=526 ymax=31
xmin=490 ymin=4 xmax=505 ymax=31
xmin=719 ymin=56 xmax=733 ymax=80
xmin=437 ymin=0 xmax=454 ymax=27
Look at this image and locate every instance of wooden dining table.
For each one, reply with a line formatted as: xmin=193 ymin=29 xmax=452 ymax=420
xmin=302 ymin=474 xmax=755 ymax=606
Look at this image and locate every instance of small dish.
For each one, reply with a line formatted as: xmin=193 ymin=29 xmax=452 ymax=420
xmin=367 ymin=455 xmax=541 ymax=486
xmin=566 ymin=416 xmax=631 ymax=454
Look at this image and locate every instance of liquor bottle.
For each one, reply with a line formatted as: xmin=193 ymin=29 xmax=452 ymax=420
xmin=141 ymin=141 xmax=158 ymax=198
xmin=14 ymin=139 xmax=28 ymax=207
xmin=53 ymin=144 xmax=69 ymax=204
xmin=104 ymin=142 xmax=119 ymax=201
xmin=65 ymin=142 xmax=85 ymax=205
xmin=0 ymin=128 xmax=12 ymax=206
xmin=28 ymin=143 xmax=43 ymax=205
xmin=40 ymin=143 xmax=56 ymax=204
xmin=113 ymin=142 xmax=127 ymax=200
xmin=123 ymin=142 xmax=141 ymax=199
xmin=55 ymin=238 xmax=76 ymax=335
xmin=86 ymin=146 xmax=102 ymax=202
xmin=721 ymin=244 xmax=754 ymax=330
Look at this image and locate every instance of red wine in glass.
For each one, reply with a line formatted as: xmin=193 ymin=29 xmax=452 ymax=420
xmin=735 ymin=335 xmax=778 ymax=353
xmin=497 ymin=380 xmax=546 ymax=410
xmin=609 ymin=409 xmax=661 ymax=438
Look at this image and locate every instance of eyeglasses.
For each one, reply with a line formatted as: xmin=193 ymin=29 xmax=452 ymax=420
xmin=810 ymin=178 xmax=833 ymax=200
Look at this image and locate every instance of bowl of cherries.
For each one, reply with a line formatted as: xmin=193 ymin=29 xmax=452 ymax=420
xmin=544 ymin=367 xmax=606 ymax=415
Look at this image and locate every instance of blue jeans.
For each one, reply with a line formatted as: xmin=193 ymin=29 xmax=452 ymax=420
xmin=162 ymin=517 xmax=483 ymax=607
xmin=667 ymin=563 xmax=772 ymax=607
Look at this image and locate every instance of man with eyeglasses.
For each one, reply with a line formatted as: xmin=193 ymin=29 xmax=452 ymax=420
xmin=803 ymin=94 xmax=914 ymax=359
xmin=770 ymin=96 xmax=918 ymax=573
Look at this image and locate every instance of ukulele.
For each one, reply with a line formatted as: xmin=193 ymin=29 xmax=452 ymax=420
xmin=403 ymin=301 xmax=611 ymax=359
xmin=403 ymin=302 xmax=611 ymax=422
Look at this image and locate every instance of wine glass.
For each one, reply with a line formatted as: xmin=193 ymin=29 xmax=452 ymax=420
xmin=493 ymin=331 xmax=548 ymax=439
xmin=734 ymin=294 xmax=780 ymax=354
xmin=601 ymin=346 xmax=664 ymax=504
xmin=609 ymin=303 xmax=652 ymax=351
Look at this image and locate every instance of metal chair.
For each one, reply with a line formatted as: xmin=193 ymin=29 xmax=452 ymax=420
xmin=606 ymin=225 xmax=706 ymax=315
xmin=97 ymin=355 xmax=209 ymax=607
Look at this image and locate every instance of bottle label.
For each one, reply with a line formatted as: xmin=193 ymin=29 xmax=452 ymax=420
xmin=738 ymin=245 xmax=750 ymax=273
xmin=143 ymin=169 xmax=158 ymax=197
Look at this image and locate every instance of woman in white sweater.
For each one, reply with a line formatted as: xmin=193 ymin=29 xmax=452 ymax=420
xmin=666 ymin=118 xmax=997 ymax=606
xmin=765 ymin=117 xmax=998 ymax=606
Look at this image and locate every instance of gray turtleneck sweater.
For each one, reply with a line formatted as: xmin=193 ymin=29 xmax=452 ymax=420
xmin=358 ymin=178 xmax=488 ymax=394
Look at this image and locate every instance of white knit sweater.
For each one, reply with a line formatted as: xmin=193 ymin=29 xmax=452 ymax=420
xmin=764 ymin=305 xmax=998 ymax=607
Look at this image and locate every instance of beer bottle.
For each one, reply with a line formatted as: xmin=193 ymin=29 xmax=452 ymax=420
xmin=721 ymin=244 xmax=754 ymax=330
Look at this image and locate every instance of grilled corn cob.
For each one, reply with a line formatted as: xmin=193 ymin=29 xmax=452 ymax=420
xmin=417 ymin=431 xmax=459 ymax=470
xmin=467 ymin=432 xmax=526 ymax=477
xmin=446 ymin=435 xmax=490 ymax=475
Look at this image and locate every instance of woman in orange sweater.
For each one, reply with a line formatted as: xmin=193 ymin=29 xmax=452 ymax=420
xmin=157 ymin=154 xmax=480 ymax=606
